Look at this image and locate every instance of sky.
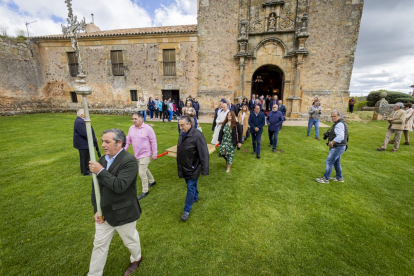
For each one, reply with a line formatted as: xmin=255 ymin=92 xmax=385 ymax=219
xmin=0 ymin=0 xmax=412 ymax=96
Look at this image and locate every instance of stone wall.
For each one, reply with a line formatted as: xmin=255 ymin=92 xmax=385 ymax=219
xmin=0 ymin=38 xmax=44 ymax=111
xmin=197 ymin=0 xmax=240 ymax=113
xmin=299 ymin=0 xmax=363 ymax=114
xmin=36 ymin=33 xmax=198 ymax=109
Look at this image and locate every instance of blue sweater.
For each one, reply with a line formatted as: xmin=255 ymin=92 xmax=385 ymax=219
xmin=266 ymin=110 xmax=284 ymax=131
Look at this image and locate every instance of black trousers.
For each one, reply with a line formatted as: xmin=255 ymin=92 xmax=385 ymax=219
xmin=349 ymin=105 xmax=354 ymax=113
xmin=78 ymin=149 xmax=91 ymax=175
xmin=196 ymin=111 xmax=199 ymax=119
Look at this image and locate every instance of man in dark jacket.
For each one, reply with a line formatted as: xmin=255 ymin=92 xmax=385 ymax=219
xmin=193 ymin=98 xmax=200 ymax=119
xmin=228 ymin=98 xmax=238 ymax=116
xmin=267 ymin=104 xmax=284 ymax=152
xmin=73 ymin=109 xmax=97 ymax=176
xmin=249 ymin=95 xmax=256 ymax=111
xmin=268 ymin=95 xmax=279 ymax=110
xmin=248 ymin=105 xmax=266 ymax=158
xmin=88 ymin=128 xmax=142 ymax=276
xmin=178 ymin=98 xmax=184 ymax=116
xmin=278 ymin=100 xmax=287 ymax=117
xmin=177 ymin=116 xmax=209 ymax=221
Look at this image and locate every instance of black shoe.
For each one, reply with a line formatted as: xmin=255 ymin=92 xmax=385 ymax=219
xmin=251 ymin=152 xmax=256 ymax=155
xmin=273 ymin=148 xmax=276 ymax=152
xmin=137 ymin=192 xmax=149 ymax=200
xmin=256 ymin=155 xmax=261 ymax=159
xmin=149 ymin=181 xmax=156 ymax=188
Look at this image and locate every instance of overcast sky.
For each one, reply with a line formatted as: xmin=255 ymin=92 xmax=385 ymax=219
xmin=0 ymin=0 xmax=412 ymax=96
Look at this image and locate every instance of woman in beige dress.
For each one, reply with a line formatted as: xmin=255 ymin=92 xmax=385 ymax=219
xmin=237 ymin=104 xmax=250 ymax=141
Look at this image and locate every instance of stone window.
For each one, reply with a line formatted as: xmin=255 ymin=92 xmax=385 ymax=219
xmin=70 ymin=92 xmax=78 ymax=103
xmin=111 ymin=50 xmax=124 ymax=76
xmin=67 ymin=52 xmax=78 ymax=77
xmin=130 ymin=90 xmax=138 ymax=101
xmin=163 ymin=49 xmax=176 ymax=76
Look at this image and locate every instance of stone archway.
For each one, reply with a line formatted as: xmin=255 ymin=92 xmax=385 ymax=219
xmin=251 ymin=64 xmax=284 ymax=100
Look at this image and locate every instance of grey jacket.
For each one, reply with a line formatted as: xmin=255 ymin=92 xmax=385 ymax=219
xmin=308 ymin=105 xmax=322 ymax=120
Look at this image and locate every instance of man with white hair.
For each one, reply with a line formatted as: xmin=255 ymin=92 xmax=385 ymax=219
xmin=73 ymin=109 xmax=98 ymax=176
xmin=316 ymin=110 xmax=348 ymax=183
xmin=227 ymin=98 xmax=238 ymax=116
xmin=377 ymin=102 xmax=407 ymax=152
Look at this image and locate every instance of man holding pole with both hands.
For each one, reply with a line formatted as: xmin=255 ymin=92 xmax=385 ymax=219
xmin=88 ymin=129 xmax=143 ymax=276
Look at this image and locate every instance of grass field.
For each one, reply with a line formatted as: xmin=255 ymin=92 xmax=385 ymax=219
xmin=0 ymin=113 xmax=413 ymax=276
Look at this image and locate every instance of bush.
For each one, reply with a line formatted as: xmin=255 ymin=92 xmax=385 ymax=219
xmin=395 ymin=97 xmax=414 ymax=104
xmin=366 ymin=90 xmax=414 ymax=106
xmin=355 ymin=100 xmax=368 ymax=111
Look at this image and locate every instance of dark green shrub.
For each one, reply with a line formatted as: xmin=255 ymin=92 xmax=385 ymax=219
xmin=366 ymin=90 xmax=413 ymax=106
xmin=395 ymin=97 xmax=414 ymax=104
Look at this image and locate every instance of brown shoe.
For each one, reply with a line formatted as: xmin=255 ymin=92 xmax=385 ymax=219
xmin=315 ymin=137 xmax=321 ymax=140
xmin=391 ymin=149 xmax=398 ymax=152
xmin=123 ymin=258 xmax=142 ymax=276
xmin=377 ymin=147 xmax=385 ymax=151
xmin=404 ymin=142 xmax=410 ymax=145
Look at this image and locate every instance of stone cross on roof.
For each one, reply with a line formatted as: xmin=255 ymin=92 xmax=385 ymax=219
xmin=61 ymin=0 xmax=87 ymax=76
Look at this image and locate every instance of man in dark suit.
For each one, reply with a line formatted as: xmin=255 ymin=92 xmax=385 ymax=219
xmin=278 ymin=100 xmax=287 ymax=117
xmin=248 ymin=105 xmax=266 ymax=159
xmin=88 ymin=128 xmax=142 ymax=276
xmin=249 ymin=95 xmax=256 ymax=111
xmin=268 ymin=95 xmax=279 ymax=111
xmin=177 ymin=116 xmax=209 ymax=221
xmin=227 ymin=98 xmax=238 ymax=116
xmin=212 ymin=100 xmax=225 ymax=131
xmin=73 ymin=109 xmax=98 ymax=176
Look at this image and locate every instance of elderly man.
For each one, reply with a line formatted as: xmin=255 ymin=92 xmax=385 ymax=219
xmin=73 ymin=109 xmax=98 ymax=176
xmin=125 ymin=113 xmax=157 ymax=200
xmin=278 ymin=100 xmax=287 ymax=117
xmin=88 ymin=129 xmax=142 ymax=276
xmin=268 ymin=95 xmax=278 ymax=110
xmin=249 ymin=94 xmax=256 ymax=111
xmin=177 ymin=116 xmax=209 ymax=221
xmin=316 ymin=111 xmax=348 ymax=183
xmin=307 ymin=100 xmax=322 ymax=140
xmin=267 ymin=104 xmax=284 ymax=152
xmin=249 ymin=104 xmax=266 ymax=159
xmin=377 ymin=102 xmax=407 ymax=152
xmin=227 ymin=98 xmax=238 ymax=116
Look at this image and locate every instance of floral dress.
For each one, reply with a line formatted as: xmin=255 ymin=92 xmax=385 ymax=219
xmin=219 ymin=124 xmax=235 ymax=164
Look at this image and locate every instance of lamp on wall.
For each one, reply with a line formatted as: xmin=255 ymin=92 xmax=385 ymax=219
xmin=255 ymin=75 xmax=263 ymax=83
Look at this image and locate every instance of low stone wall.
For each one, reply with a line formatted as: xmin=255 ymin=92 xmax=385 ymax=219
xmin=0 ymin=108 xmax=141 ymax=117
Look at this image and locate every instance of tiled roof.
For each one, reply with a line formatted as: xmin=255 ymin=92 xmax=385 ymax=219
xmin=32 ymin=24 xmax=197 ymax=39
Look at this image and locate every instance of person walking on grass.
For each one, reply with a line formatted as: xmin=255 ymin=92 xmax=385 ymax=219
xmin=403 ymin=103 xmax=413 ymax=145
xmin=177 ymin=116 xmax=209 ymax=222
xmin=307 ymin=100 xmax=322 ymax=140
xmin=218 ymin=111 xmax=242 ymax=173
xmin=377 ymin=102 xmax=407 ymax=152
xmin=124 ymin=113 xmax=157 ymax=200
xmin=248 ymin=104 xmax=265 ymax=159
xmin=88 ymin=129 xmax=142 ymax=276
xmin=267 ymin=104 xmax=284 ymax=153
xmin=316 ymin=111 xmax=348 ymax=183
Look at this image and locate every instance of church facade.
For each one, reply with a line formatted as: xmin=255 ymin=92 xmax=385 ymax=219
xmin=0 ymin=0 xmax=364 ymax=117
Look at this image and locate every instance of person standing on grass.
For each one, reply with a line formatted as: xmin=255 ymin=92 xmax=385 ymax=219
xmin=154 ymin=96 xmax=160 ymax=119
xmin=238 ymin=104 xmax=250 ymax=141
xmin=377 ymin=102 xmax=407 ymax=152
xmin=147 ymin=97 xmax=154 ymax=119
xmin=348 ymin=97 xmax=356 ymax=113
xmin=402 ymin=103 xmax=413 ymax=145
xmin=316 ymin=110 xmax=348 ymax=183
xmin=168 ymin=99 xmax=174 ymax=122
xmin=125 ymin=113 xmax=157 ymax=200
xmin=211 ymin=100 xmax=229 ymax=144
xmin=88 ymin=128 xmax=142 ymax=276
xmin=162 ymin=99 xmax=168 ymax=123
xmin=73 ymin=109 xmax=98 ymax=176
xmin=177 ymin=116 xmax=209 ymax=221
xmin=278 ymin=100 xmax=287 ymax=118
xmin=307 ymin=100 xmax=322 ymax=140
xmin=248 ymin=104 xmax=266 ymax=159
xmin=193 ymin=98 xmax=200 ymax=119
xmin=136 ymin=96 xmax=147 ymax=122
xmin=218 ymin=111 xmax=243 ymax=173
xmin=267 ymin=104 xmax=284 ymax=153
xmin=158 ymin=99 xmax=163 ymax=121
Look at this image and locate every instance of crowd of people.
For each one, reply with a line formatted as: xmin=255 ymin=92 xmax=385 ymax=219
xmin=72 ymin=94 xmax=413 ymax=275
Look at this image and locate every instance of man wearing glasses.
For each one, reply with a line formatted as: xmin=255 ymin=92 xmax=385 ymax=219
xmin=315 ymin=110 xmax=348 ymax=183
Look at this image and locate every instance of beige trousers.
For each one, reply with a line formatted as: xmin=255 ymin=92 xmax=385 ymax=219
xmin=138 ymin=156 xmax=154 ymax=193
xmin=383 ymin=129 xmax=403 ymax=150
xmin=88 ymin=220 xmax=141 ymax=276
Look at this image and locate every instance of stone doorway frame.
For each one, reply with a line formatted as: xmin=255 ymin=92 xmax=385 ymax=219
xmin=250 ymin=64 xmax=284 ymax=101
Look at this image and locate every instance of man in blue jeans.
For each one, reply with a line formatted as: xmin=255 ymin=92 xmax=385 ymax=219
xmin=249 ymin=105 xmax=266 ymax=159
xmin=177 ymin=116 xmax=209 ymax=221
xmin=316 ymin=110 xmax=348 ymax=183
xmin=307 ymin=100 xmax=322 ymax=140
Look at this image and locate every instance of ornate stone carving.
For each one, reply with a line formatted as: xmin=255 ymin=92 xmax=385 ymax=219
xmin=268 ymin=12 xmax=277 ymax=31
xmin=251 ymin=19 xmax=264 ymax=33
xmin=239 ymin=20 xmax=247 ymax=38
xmin=279 ymin=7 xmax=294 ymax=30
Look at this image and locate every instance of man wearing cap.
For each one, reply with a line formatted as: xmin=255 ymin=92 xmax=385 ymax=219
xmin=377 ymin=102 xmax=407 ymax=152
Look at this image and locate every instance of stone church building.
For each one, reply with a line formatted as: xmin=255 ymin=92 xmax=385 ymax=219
xmin=0 ymin=0 xmax=364 ymax=117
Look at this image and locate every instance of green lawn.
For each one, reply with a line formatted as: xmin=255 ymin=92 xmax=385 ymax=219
xmin=0 ymin=114 xmax=413 ymax=276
